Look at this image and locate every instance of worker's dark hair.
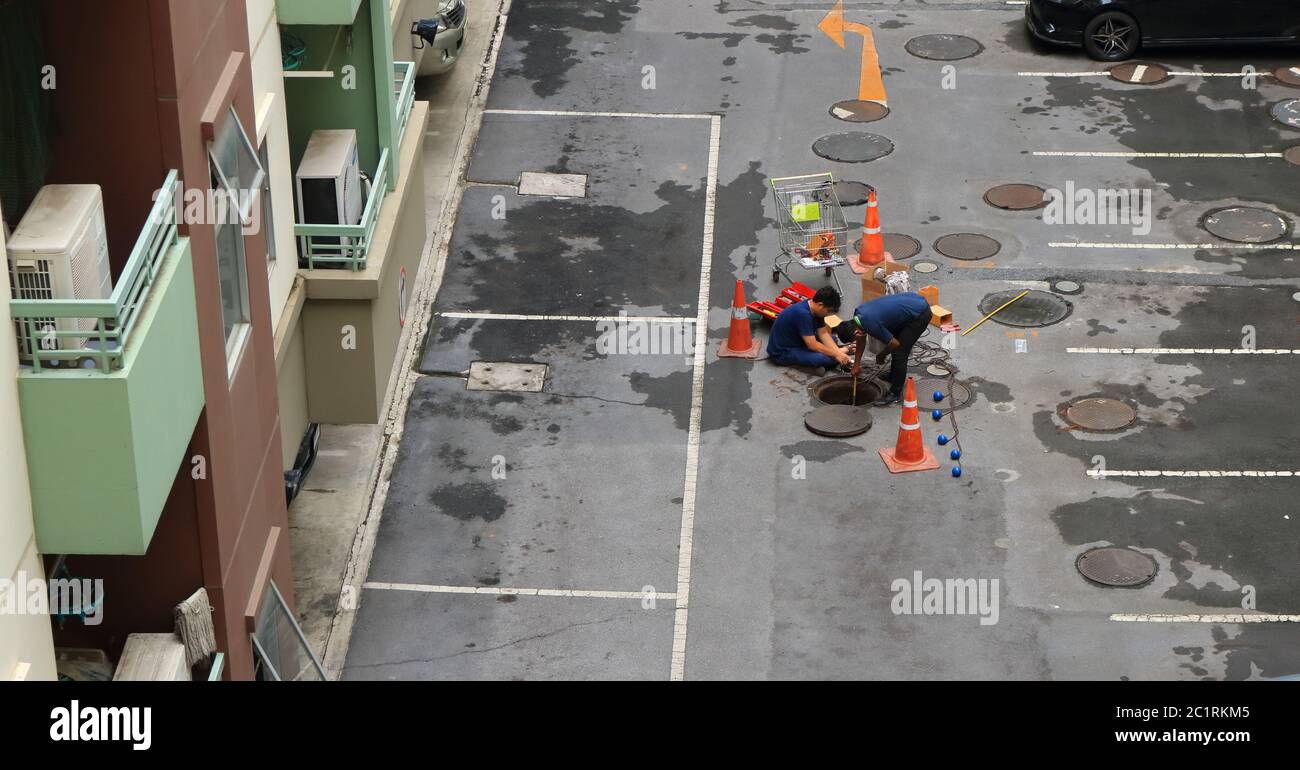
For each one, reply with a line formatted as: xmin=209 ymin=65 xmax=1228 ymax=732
xmin=812 ymin=286 xmax=841 ymax=311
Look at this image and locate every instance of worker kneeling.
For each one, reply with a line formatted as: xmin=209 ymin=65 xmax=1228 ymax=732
xmin=850 ymin=291 xmax=932 ymax=407
xmin=766 ymin=287 xmax=852 ymax=371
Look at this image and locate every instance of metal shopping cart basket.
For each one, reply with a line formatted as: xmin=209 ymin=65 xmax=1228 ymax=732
xmin=768 ymin=172 xmax=849 ymax=294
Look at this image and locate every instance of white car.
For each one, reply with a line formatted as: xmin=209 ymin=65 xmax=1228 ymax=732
xmin=414 ymin=0 xmax=467 ymax=77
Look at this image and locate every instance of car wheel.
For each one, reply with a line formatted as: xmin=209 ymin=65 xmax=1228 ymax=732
xmin=1083 ymin=12 xmax=1139 ymax=62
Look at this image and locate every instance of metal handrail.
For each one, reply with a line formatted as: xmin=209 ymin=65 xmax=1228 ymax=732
xmin=394 ymin=61 xmax=417 ymax=138
xmin=294 ymin=148 xmax=390 ymax=270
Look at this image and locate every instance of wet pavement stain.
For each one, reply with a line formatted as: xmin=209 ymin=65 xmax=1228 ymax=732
xmin=677 ymin=31 xmax=746 ymax=48
xmin=429 ymin=481 xmax=510 ymax=522
xmin=627 ymin=369 xmax=692 ymax=431
xmin=779 ymin=440 xmax=866 ymax=462
xmin=730 ymin=14 xmax=796 ymax=32
xmin=502 ymin=0 xmax=640 ymax=98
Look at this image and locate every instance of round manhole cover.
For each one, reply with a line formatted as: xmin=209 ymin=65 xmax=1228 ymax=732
xmin=854 ymin=233 xmax=922 ymax=260
xmin=812 ymin=132 xmax=895 ymax=163
xmin=916 ymin=378 xmax=972 ymax=410
xmin=834 ymin=180 xmax=874 ymax=206
xmin=1050 ymin=279 xmax=1083 ymax=295
xmin=1065 ymin=398 xmax=1137 ymax=431
xmin=1275 ymin=66 xmax=1300 ymax=88
xmin=926 ymin=364 xmax=950 ymax=377
xmin=1076 ymin=547 xmax=1157 ymax=588
xmin=1273 ymin=99 xmax=1300 ymax=130
xmin=805 ymin=404 xmax=873 ymax=437
xmin=913 ymin=261 xmax=940 ymax=274
xmin=1286 ymin=146 xmax=1300 ymax=167
xmin=905 ymin=34 xmax=983 ymax=61
xmin=977 ymin=289 xmax=1072 ymax=327
xmin=1201 ymin=206 xmax=1291 ymax=244
xmin=984 ymin=183 xmax=1048 ymax=211
xmin=935 ymin=233 xmax=1001 ymax=261
xmin=1109 ymin=62 xmax=1171 ymax=85
xmin=830 ymin=100 xmax=890 ymax=123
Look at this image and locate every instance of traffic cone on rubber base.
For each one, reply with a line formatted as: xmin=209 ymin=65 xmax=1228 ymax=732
xmin=850 ymin=189 xmax=887 ymax=273
xmin=879 ymin=376 xmax=940 ymax=473
xmin=719 ymin=279 xmax=761 ymax=359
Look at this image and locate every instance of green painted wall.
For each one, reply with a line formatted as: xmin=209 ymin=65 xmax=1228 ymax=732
xmin=276 ymin=0 xmax=363 ymax=26
xmin=18 ymin=239 xmax=204 ymax=555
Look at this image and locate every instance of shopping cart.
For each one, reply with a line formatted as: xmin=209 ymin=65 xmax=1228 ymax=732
xmin=768 ymin=172 xmax=850 ymax=294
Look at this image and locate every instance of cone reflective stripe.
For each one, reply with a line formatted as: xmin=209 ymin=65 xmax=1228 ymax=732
xmin=859 ymin=190 xmax=885 ymax=267
xmin=719 ymin=279 xmax=761 ymax=359
xmin=880 ymin=376 xmax=940 ymax=473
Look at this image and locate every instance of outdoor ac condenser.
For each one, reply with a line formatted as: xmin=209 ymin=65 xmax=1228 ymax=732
xmin=295 ymin=129 xmax=363 ymax=263
xmin=6 ymin=184 xmax=113 ymax=358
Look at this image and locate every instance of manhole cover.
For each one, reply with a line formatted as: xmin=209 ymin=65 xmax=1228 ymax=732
xmin=1201 ymin=206 xmax=1291 ymax=244
xmin=467 ymin=362 xmax=547 ymax=392
xmin=977 ymin=289 xmax=1072 ymax=327
xmin=812 ymin=132 xmax=895 ymax=163
xmin=854 ymin=233 xmax=922 ymax=259
xmin=984 ymin=183 xmax=1048 ymax=211
xmin=926 ymin=364 xmax=950 ymax=377
xmin=916 ymin=378 xmax=972 ymax=410
xmin=1050 ymin=279 xmax=1083 ymax=295
xmin=830 ymin=100 xmax=890 ymax=123
xmin=805 ymin=404 xmax=873 ymax=437
xmin=1076 ymin=547 xmax=1157 ymax=588
xmin=1286 ymin=146 xmax=1300 ymax=167
xmin=1275 ymin=66 xmax=1300 ymax=87
xmin=810 ymin=374 xmax=882 ymax=407
xmin=914 ymin=261 xmax=940 ymax=274
xmin=1273 ymin=99 xmax=1300 ymax=130
xmin=834 ymin=180 xmax=874 ymax=206
xmin=935 ymin=233 xmax=1001 ymax=261
xmin=904 ymin=34 xmax=983 ymax=61
xmin=1108 ymin=62 xmax=1170 ymax=85
xmin=519 ymin=172 xmax=587 ymax=198
xmin=1065 ymin=398 xmax=1137 ymax=431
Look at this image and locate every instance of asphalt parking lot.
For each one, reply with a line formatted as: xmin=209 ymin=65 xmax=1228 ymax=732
xmin=342 ymin=0 xmax=1300 ymax=680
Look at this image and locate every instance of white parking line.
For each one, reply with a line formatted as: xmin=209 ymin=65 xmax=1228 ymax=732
xmin=1088 ymin=470 xmax=1297 ymax=478
xmin=1111 ymin=613 xmax=1300 ymax=622
xmin=1018 ymin=70 xmax=1265 ymax=78
xmin=1035 ymin=151 xmax=1283 ymax=159
xmin=671 ymin=115 xmax=722 ymax=682
xmin=1068 ymin=347 xmax=1298 ymax=355
xmin=364 ymin=581 xmax=675 ymax=600
xmin=484 ymin=108 xmax=716 ymax=120
xmin=436 ymin=311 xmax=697 ymax=324
xmin=1051 ymin=241 xmax=1299 ymax=250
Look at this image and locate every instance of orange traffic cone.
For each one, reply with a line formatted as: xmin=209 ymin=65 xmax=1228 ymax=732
xmin=718 ymin=279 xmax=761 ymax=358
xmin=848 ymin=190 xmax=887 ymax=274
xmin=879 ymin=376 xmax=940 ymax=473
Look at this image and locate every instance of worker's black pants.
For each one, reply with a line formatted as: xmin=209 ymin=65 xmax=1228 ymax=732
xmin=885 ymin=308 xmax=933 ymax=396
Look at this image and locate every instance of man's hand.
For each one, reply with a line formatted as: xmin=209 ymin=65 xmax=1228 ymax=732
xmin=835 ymin=349 xmax=852 ymax=366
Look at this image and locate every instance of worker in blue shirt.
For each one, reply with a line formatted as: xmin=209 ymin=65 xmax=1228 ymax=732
xmin=766 ymin=286 xmax=852 ymax=370
xmin=850 ymin=291 xmax=933 ymax=406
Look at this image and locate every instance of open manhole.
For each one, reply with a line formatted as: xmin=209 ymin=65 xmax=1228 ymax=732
xmin=935 ymin=233 xmax=1001 ymax=261
xmin=834 ymin=180 xmax=874 ymax=206
xmin=1276 ymin=66 xmax=1300 ymax=88
xmin=1273 ymin=99 xmax=1300 ymax=130
xmin=812 ymin=132 xmax=894 ymax=163
xmin=1076 ymin=547 xmax=1157 ymax=588
xmin=904 ymin=34 xmax=983 ymax=61
xmin=810 ymin=374 xmax=883 ymax=407
xmin=913 ymin=260 xmax=940 ymax=274
xmin=1286 ymin=146 xmax=1300 ymax=167
xmin=830 ymin=100 xmax=890 ymax=123
xmin=977 ymin=289 xmax=1072 ymax=328
xmin=984 ymin=184 xmax=1048 ymax=211
xmin=1064 ymin=398 xmax=1137 ymax=431
xmin=1201 ymin=206 xmax=1291 ymax=244
xmin=1050 ymin=279 xmax=1083 ymax=295
xmin=854 ymin=233 xmax=922 ymax=260
xmin=915 ymin=378 xmax=972 ymax=410
xmin=805 ymin=404 xmax=873 ymax=437
xmin=467 ymin=362 xmax=547 ymax=392
xmin=1108 ymin=62 xmax=1171 ymax=85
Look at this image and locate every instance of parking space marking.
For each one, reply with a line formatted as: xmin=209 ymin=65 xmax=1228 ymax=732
xmin=1088 ymin=470 xmax=1297 ymax=478
xmin=1051 ymin=241 xmax=1299 ymax=251
xmin=1035 ymin=151 xmax=1284 ymax=159
xmin=364 ymin=581 xmax=676 ymax=601
xmin=437 ymin=311 xmax=697 ymax=324
xmin=1019 ymin=70 xmax=1267 ymax=78
xmin=1068 ymin=347 xmax=1298 ymax=355
xmin=1111 ymin=613 xmax=1300 ymax=623
xmin=484 ymin=108 xmax=716 ymax=120
xmin=671 ymin=115 xmax=722 ymax=682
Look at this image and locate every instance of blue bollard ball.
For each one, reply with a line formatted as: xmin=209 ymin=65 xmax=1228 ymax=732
xmin=937 ymin=434 xmax=949 ymax=446
xmin=933 ymin=391 xmax=945 ymax=403
xmin=931 ymin=409 xmax=943 ymax=421
xmin=952 ymin=466 xmax=962 ymax=478
xmin=950 ymin=449 xmax=961 ymax=461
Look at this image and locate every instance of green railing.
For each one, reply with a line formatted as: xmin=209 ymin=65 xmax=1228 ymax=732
xmin=395 ymin=60 xmax=416 ymax=139
xmin=9 ymin=171 xmax=181 ymax=373
xmin=294 ymin=148 xmax=390 ymax=270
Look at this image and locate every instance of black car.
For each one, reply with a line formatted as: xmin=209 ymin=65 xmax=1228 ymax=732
xmin=1027 ymin=0 xmax=1300 ymax=61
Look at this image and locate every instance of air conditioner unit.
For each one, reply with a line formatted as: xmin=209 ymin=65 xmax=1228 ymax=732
xmin=7 ymin=185 xmax=113 ymax=359
xmin=295 ymin=129 xmax=363 ymax=265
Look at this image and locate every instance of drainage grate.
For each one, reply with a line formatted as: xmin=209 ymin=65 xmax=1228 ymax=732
xmin=518 ymin=172 xmax=587 ymax=197
xmin=1276 ymin=66 xmax=1300 ymax=88
xmin=1108 ymin=62 xmax=1171 ymax=85
xmin=977 ymin=289 xmax=1072 ymax=327
xmin=834 ymin=180 xmax=875 ymax=206
xmin=1050 ymin=279 xmax=1083 ymax=295
xmin=1286 ymin=146 xmax=1300 ymax=167
xmin=467 ymin=362 xmax=547 ymax=392
xmin=812 ymin=132 xmax=895 ymax=163
xmin=916 ymin=378 xmax=971 ymax=410
xmin=935 ymin=233 xmax=1001 ymax=261
xmin=1273 ymin=99 xmax=1300 ymax=130
xmin=829 ymin=100 xmax=890 ymax=123
xmin=1064 ymin=398 xmax=1137 ymax=431
xmin=1201 ymin=206 xmax=1291 ymax=244
xmin=854 ymin=233 xmax=922 ymax=260
xmin=1076 ymin=547 xmax=1157 ymax=588
xmin=984 ymin=184 xmax=1048 ymax=211
xmin=904 ymin=34 xmax=983 ymax=61
xmin=805 ymin=404 xmax=873 ymax=437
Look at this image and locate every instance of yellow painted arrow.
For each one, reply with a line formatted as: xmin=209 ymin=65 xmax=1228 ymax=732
xmin=819 ymin=0 xmax=888 ymax=106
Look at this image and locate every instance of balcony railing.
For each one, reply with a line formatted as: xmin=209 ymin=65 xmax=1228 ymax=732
xmin=294 ymin=148 xmax=390 ymax=271
xmin=395 ymin=61 xmax=417 ymax=139
xmin=9 ymin=171 xmax=180 ymax=373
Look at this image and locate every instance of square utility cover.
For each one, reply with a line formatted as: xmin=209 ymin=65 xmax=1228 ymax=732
xmin=466 ymin=362 xmax=547 ymax=392
xmin=518 ymin=172 xmax=588 ymax=198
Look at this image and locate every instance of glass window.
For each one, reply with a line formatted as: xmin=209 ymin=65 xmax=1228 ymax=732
xmin=251 ymin=581 xmax=326 ymax=682
xmin=207 ymin=107 xmax=265 ymax=360
xmin=258 ymin=141 xmax=275 ymax=269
